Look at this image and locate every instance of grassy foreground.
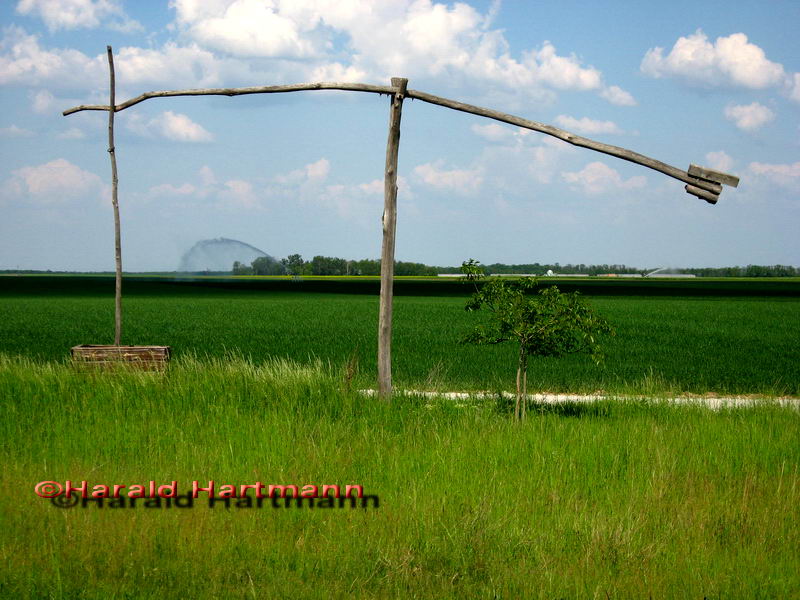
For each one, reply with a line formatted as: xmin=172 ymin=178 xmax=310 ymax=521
xmin=1 ymin=355 xmax=798 ymax=598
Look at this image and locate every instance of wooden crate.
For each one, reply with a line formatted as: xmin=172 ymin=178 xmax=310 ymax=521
xmin=71 ymin=345 xmax=171 ymax=371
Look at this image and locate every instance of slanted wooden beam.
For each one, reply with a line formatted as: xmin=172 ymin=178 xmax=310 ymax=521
xmin=404 ymin=89 xmax=727 ymax=197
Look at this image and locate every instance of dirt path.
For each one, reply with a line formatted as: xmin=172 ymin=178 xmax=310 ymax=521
xmin=360 ymin=389 xmax=800 ymax=410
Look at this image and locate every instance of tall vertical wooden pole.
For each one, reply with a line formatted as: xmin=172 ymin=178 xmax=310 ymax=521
xmin=378 ymin=77 xmax=407 ymax=399
xmin=107 ymin=45 xmax=122 ymax=346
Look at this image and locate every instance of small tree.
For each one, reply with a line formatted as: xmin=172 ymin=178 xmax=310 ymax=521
xmin=460 ymin=260 xmax=613 ymax=420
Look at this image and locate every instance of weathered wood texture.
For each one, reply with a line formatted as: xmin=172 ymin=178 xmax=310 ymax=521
xmin=685 ymin=184 xmax=719 ymax=204
xmin=71 ymin=345 xmax=171 ymax=371
xmin=62 ymin=82 xmax=396 ymax=115
xmin=688 ymin=163 xmax=740 ymax=188
xmin=405 ymin=89 xmax=733 ymax=196
xmin=107 ymin=46 xmax=123 ymax=346
xmin=378 ymin=78 xmax=408 ymax=399
xmin=64 ymin=81 xmax=740 ymax=199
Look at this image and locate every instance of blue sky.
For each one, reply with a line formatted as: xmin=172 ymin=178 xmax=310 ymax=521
xmin=1 ymin=0 xmax=798 ymax=271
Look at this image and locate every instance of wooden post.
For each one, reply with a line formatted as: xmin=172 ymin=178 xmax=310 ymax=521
xmin=107 ymin=46 xmax=122 ymax=346
xmin=378 ymin=77 xmax=407 ymax=399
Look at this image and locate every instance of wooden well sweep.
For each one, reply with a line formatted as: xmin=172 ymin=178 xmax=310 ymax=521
xmin=64 ymin=47 xmax=740 ymax=398
xmin=71 ymin=345 xmax=171 ymax=371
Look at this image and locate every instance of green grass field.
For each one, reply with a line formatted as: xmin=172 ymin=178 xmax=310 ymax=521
xmin=1 ymin=275 xmax=798 ymax=597
xmin=1 ymin=356 xmax=798 ymax=598
xmin=1 ymin=275 xmax=798 ymax=396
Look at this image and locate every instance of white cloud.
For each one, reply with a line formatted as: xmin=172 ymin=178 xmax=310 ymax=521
xmin=471 ymin=122 xmax=513 ymax=142
xmin=275 ymin=158 xmax=330 ymax=185
xmin=126 ymin=111 xmax=213 ymax=142
xmin=526 ymin=137 xmax=575 ymax=183
xmin=199 ymin=165 xmax=216 ymax=186
xmin=144 ymin=166 xmax=261 ymax=209
xmin=789 ymin=73 xmax=800 ymax=103
xmin=413 ymin=161 xmax=483 ymax=194
xmin=114 ymin=42 xmax=232 ymax=89
xmin=159 ymin=111 xmax=213 ymax=142
xmin=168 ymin=1 xmax=629 ymax=104
xmin=171 ymin=0 xmax=318 ymax=58
xmin=531 ymin=41 xmax=601 ymax=91
xmin=148 ymin=158 xmax=335 ymax=212
xmin=554 ymin=115 xmax=623 ymax=135
xmin=723 ymin=102 xmax=774 ymax=132
xmin=218 ymin=179 xmax=257 ymax=208
xmin=3 ymin=158 xmax=103 ymax=201
xmin=705 ymin=151 xmax=734 ymax=173
xmin=641 ymin=30 xmax=786 ymax=89
xmin=264 ymin=157 xmax=388 ymax=220
xmin=473 ymin=133 xmax=575 ymax=188
xmin=57 ymin=127 xmax=86 ymax=139
xmin=600 ymin=85 xmax=636 ymax=106
xmin=0 ymin=124 xmax=34 ymax=137
xmin=3 ymin=3 xmax=632 ymax=108
xmin=148 ymin=182 xmax=197 ymax=197
xmin=316 ymin=175 xmax=414 ymax=221
xmin=471 ymin=123 xmax=573 ymax=151
xmin=0 ymin=26 xmax=106 ymax=88
xmin=142 ymin=165 xmax=268 ymax=210
xmin=308 ymin=61 xmax=368 ymax=83
xmin=305 ymin=158 xmax=330 ymax=180
xmin=561 ymin=161 xmax=646 ymax=195
xmin=0 ymin=27 xmax=236 ymax=92
xmin=317 ymin=181 xmax=380 ymax=220
xmin=15 ymin=0 xmax=142 ymax=33
xmin=30 ymin=89 xmax=55 ymax=113
xmin=748 ymin=161 xmax=800 ymax=190
xmin=355 ymin=179 xmax=384 ymax=195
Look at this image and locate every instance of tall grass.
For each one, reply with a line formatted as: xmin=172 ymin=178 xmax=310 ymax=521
xmin=1 ymin=355 xmax=798 ymax=598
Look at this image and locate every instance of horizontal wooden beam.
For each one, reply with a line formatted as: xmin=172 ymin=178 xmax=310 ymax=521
xmin=63 ymin=80 xmax=739 ymax=198
xmin=62 ymin=82 xmax=396 ymax=115
xmin=685 ymin=184 xmax=719 ymax=204
xmin=688 ymin=163 xmax=740 ymax=188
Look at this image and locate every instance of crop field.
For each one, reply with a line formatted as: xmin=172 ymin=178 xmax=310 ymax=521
xmin=1 ymin=275 xmax=799 ymax=598
xmin=1 ymin=275 xmax=799 ymax=396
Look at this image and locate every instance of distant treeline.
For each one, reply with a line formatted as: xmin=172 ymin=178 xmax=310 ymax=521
xmin=233 ymin=255 xmax=438 ymax=276
xmin=437 ymin=263 xmax=640 ymax=275
xmin=230 ymin=257 xmax=800 ymax=278
xmin=2 ymin=263 xmax=797 ymax=278
xmin=440 ymin=263 xmax=800 ymax=277
xmin=680 ymin=265 xmax=799 ymax=277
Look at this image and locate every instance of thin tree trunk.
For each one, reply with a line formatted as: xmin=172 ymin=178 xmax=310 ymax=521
xmin=515 ymin=345 xmax=525 ymax=421
xmin=522 ymin=353 xmax=528 ymax=420
xmin=377 ymin=77 xmax=407 ymax=400
xmin=107 ymin=46 xmax=122 ymax=346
